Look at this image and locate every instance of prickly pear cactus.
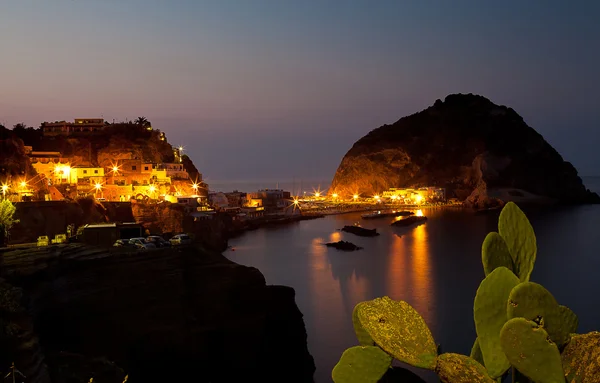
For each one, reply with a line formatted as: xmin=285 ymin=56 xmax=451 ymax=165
xmin=481 ymin=232 xmax=514 ymax=276
xmin=498 ymin=202 xmax=537 ymax=282
xmin=561 ymin=331 xmax=600 ymax=382
xmin=474 ymin=267 xmax=520 ymax=378
xmin=434 ymin=353 xmax=494 ymax=383
xmin=356 ymin=296 xmax=438 ymax=369
xmin=500 ymin=318 xmax=564 ymax=383
xmin=558 ymin=305 xmax=578 ymax=335
xmin=332 ymin=346 xmax=392 ymax=383
xmin=352 ymin=302 xmax=374 ymax=345
xmin=507 ymin=282 xmax=571 ymax=347
xmin=470 ymin=338 xmax=484 ymax=367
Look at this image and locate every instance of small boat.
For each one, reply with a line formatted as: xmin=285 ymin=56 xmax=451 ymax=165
xmin=325 ymin=241 xmax=363 ymax=251
xmin=390 ymin=215 xmax=428 ymax=227
xmin=341 ymin=225 xmax=380 ymax=237
xmin=361 ymin=210 xmax=414 ymax=219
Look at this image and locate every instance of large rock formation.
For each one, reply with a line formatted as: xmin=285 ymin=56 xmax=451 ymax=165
xmin=0 ymin=244 xmax=315 ymax=383
xmin=331 ymin=94 xmax=599 ymax=206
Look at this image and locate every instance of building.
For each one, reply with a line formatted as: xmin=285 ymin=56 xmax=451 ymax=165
xmin=247 ymin=189 xmax=291 ymax=215
xmin=224 ymin=191 xmax=247 ymax=207
xmin=41 ymin=118 xmax=106 ymax=136
xmin=154 ymin=163 xmax=189 ymax=180
xmin=81 ymin=222 xmax=143 ymax=247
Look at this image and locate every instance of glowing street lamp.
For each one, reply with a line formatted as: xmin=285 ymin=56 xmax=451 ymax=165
xmin=19 ymin=181 xmax=27 ymax=189
xmin=1 ymin=184 xmax=8 ymax=199
xmin=353 ymin=194 xmax=359 ymax=201
xmin=112 ymin=166 xmax=119 ymax=174
xmin=315 ymin=192 xmax=321 ymax=198
xmin=191 ymin=183 xmax=199 ymax=192
xmin=374 ymin=195 xmax=380 ymax=201
xmin=332 ymin=193 xmax=338 ymax=199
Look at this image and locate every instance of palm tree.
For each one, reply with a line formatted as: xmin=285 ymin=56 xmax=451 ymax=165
xmin=134 ymin=116 xmax=151 ymax=129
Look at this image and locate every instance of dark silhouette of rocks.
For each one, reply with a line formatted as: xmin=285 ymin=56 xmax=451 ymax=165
xmin=0 ymin=244 xmax=316 ymax=383
xmin=331 ymin=93 xmax=599 ymax=207
xmin=325 ymin=240 xmax=363 ymax=251
xmin=390 ymin=215 xmax=428 ymax=227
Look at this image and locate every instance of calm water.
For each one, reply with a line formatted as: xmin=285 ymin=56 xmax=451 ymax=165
xmin=225 ymin=178 xmax=600 ymax=382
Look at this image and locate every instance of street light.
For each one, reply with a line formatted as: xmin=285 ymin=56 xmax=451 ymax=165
xmin=332 ymin=193 xmax=338 ymax=199
xmin=315 ymin=192 xmax=320 ymax=198
xmin=1 ymin=184 xmax=8 ymax=199
xmin=353 ymin=194 xmax=359 ymax=201
xmin=19 ymin=181 xmax=27 ymax=189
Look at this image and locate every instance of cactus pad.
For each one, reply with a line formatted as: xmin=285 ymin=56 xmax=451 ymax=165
xmin=434 ymin=353 xmax=494 ymax=383
xmin=474 ymin=266 xmax=520 ymax=378
xmin=470 ymin=338 xmax=484 ymax=367
xmin=558 ymin=305 xmax=578 ymax=335
xmin=352 ymin=302 xmax=374 ymax=345
xmin=356 ymin=296 xmax=438 ymax=369
xmin=500 ymin=318 xmax=564 ymax=383
xmin=332 ymin=346 xmax=392 ymax=383
xmin=498 ymin=202 xmax=537 ymax=282
xmin=507 ymin=282 xmax=571 ymax=348
xmin=481 ymin=232 xmax=514 ymax=276
xmin=561 ymin=331 xmax=600 ymax=382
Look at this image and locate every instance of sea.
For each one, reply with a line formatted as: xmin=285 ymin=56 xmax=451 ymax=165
xmin=224 ymin=176 xmax=600 ymax=382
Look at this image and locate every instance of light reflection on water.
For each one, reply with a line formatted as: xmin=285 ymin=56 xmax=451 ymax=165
xmin=226 ymin=206 xmax=600 ymax=383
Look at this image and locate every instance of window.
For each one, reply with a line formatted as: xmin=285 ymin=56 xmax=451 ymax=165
xmin=132 ymin=166 xmax=137 ymax=170
xmin=83 ymin=170 xmax=87 ymax=174
xmin=94 ymin=170 xmax=98 ymax=174
xmin=144 ymin=166 xmax=149 ymax=171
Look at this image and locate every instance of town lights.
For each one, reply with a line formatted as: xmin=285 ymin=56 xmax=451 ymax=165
xmin=94 ymin=183 xmax=102 ymax=191
xmin=19 ymin=181 xmax=27 ymax=188
xmin=374 ymin=195 xmax=380 ymax=200
xmin=315 ymin=192 xmax=320 ymax=198
xmin=391 ymin=195 xmax=397 ymax=200
xmin=332 ymin=193 xmax=338 ymax=199
xmin=149 ymin=185 xmax=156 ymax=193
xmin=112 ymin=166 xmax=119 ymax=173
xmin=191 ymin=183 xmax=199 ymax=191
xmin=414 ymin=194 xmax=423 ymax=204
xmin=353 ymin=194 xmax=359 ymax=200
xmin=1 ymin=184 xmax=8 ymax=198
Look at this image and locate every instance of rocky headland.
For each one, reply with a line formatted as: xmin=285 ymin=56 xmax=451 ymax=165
xmin=331 ymin=94 xmax=599 ymax=208
xmin=0 ymin=244 xmax=316 ymax=383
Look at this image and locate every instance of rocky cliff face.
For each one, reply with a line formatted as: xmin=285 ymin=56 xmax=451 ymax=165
xmin=331 ymin=94 xmax=599 ymax=206
xmin=0 ymin=244 xmax=315 ymax=383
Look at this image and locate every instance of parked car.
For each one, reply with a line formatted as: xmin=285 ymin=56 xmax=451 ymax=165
xmin=169 ymin=234 xmax=192 ymax=246
xmin=147 ymin=235 xmax=171 ymax=248
xmin=128 ymin=237 xmax=156 ymax=250
xmin=113 ymin=239 xmax=132 ymax=247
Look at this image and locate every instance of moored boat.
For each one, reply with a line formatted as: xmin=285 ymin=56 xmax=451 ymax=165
xmin=341 ymin=225 xmax=380 ymax=237
xmin=390 ymin=215 xmax=428 ymax=227
xmin=324 ymin=241 xmax=363 ymax=251
xmin=361 ymin=210 xmax=414 ymax=219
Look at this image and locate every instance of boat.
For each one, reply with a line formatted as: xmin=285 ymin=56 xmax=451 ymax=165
xmin=361 ymin=210 xmax=414 ymax=219
xmin=324 ymin=241 xmax=363 ymax=251
xmin=390 ymin=215 xmax=428 ymax=227
xmin=341 ymin=225 xmax=380 ymax=237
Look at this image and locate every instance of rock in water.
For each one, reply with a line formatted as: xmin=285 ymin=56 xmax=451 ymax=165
xmin=330 ymin=94 xmax=599 ymax=206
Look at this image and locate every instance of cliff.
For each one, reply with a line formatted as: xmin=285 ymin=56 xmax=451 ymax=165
xmin=0 ymin=244 xmax=315 ymax=383
xmin=331 ymin=94 xmax=600 ymax=206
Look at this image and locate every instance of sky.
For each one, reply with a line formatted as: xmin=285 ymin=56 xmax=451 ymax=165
xmin=1 ymin=0 xmax=599 ymax=184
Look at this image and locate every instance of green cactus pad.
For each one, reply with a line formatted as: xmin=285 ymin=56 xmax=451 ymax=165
xmin=332 ymin=346 xmax=392 ymax=383
xmin=507 ymin=282 xmax=571 ymax=348
xmin=500 ymin=318 xmax=564 ymax=383
xmin=474 ymin=266 xmax=520 ymax=378
xmin=561 ymin=331 xmax=600 ymax=382
xmin=434 ymin=353 xmax=495 ymax=383
xmin=481 ymin=232 xmax=514 ymax=276
xmin=356 ymin=296 xmax=438 ymax=369
xmin=352 ymin=302 xmax=374 ymax=346
xmin=470 ymin=338 xmax=485 ymax=367
xmin=558 ymin=305 xmax=578 ymax=335
xmin=498 ymin=202 xmax=537 ymax=282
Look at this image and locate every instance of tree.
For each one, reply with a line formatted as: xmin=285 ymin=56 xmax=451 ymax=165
xmin=0 ymin=199 xmax=18 ymax=246
xmin=134 ymin=116 xmax=151 ymax=129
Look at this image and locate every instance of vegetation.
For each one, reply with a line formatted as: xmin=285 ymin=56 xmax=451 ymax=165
xmin=0 ymin=200 xmax=19 ymax=246
xmin=333 ymin=202 xmax=598 ymax=383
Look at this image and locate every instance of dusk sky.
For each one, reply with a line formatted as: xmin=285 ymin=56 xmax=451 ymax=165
xmin=1 ymin=1 xmax=599 ymax=184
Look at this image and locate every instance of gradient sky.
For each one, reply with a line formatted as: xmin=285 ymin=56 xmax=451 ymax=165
xmin=1 ymin=1 xmax=599 ymax=184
